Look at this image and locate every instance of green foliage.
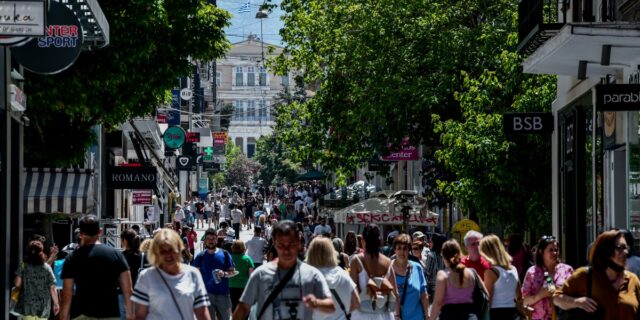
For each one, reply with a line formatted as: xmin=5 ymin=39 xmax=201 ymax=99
xmin=254 ymin=134 xmax=301 ymax=186
xmin=225 ymin=154 xmax=261 ymax=187
xmin=212 ymin=172 xmax=226 ymax=189
xmin=23 ymin=0 xmax=231 ymax=166
xmin=433 ymin=34 xmax=556 ymax=231
xmin=225 ymin=138 xmax=241 ymax=170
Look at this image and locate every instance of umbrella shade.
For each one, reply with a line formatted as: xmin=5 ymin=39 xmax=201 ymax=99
xmin=297 ymin=170 xmax=325 ymax=181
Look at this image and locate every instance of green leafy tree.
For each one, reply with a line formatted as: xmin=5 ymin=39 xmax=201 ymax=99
xmin=24 ymin=0 xmax=231 ymax=167
xmin=225 ymin=138 xmax=241 ymax=170
xmin=433 ymin=35 xmax=556 ymax=231
xmin=254 ymin=134 xmax=301 ymax=186
xmin=225 ymin=154 xmax=261 ymax=187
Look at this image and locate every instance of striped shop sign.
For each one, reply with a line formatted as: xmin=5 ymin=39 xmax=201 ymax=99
xmin=23 ymin=168 xmax=95 ymax=214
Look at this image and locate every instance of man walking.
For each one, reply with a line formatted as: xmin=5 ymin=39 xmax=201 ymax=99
xmin=194 ymin=228 xmax=235 ymax=320
xmin=232 ymin=220 xmax=335 ymax=320
xmin=230 ymin=204 xmax=243 ymax=240
xmin=245 ymin=226 xmax=267 ymax=269
xmin=59 ymin=215 xmax=133 ymax=320
xmin=461 ymin=230 xmax=491 ymax=279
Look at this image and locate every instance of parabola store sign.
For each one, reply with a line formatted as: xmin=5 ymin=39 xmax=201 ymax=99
xmin=11 ymin=1 xmax=83 ymax=74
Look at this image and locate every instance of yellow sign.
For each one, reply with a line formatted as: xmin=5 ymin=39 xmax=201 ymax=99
xmin=451 ymin=219 xmax=481 ymax=249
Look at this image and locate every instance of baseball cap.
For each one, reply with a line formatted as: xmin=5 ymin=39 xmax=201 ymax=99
xmin=412 ymin=231 xmax=425 ymax=240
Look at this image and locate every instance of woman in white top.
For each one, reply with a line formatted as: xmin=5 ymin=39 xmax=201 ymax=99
xmin=306 ymin=237 xmax=360 ymax=320
xmin=132 ymin=228 xmax=211 ymax=320
xmin=479 ymin=234 xmax=522 ymax=320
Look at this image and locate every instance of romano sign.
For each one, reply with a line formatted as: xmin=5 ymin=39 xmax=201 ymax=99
xmin=108 ymin=166 xmax=157 ymax=189
xmin=596 ymin=84 xmax=640 ymax=111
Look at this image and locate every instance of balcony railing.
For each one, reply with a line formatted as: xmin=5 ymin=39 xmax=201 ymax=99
xmin=517 ymin=0 xmax=566 ymax=55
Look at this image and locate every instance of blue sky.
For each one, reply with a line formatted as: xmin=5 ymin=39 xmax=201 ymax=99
xmin=217 ymin=0 xmax=285 ymax=46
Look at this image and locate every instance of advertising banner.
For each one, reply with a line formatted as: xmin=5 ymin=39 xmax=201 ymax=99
xmin=168 ymin=89 xmax=181 ymax=125
xmin=132 ymin=190 xmax=153 ymax=205
xmin=345 ymin=211 xmax=437 ymax=226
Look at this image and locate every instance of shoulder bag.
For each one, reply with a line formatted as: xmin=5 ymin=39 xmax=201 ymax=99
xmin=471 ymin=269 xmax=490 ymax=320
xmin=556 ymin=266 xmax=604 ymax=320
xmin=157 ymin=268 xmax=186 ymax=320
xmin=330 ymin=288 xmax=351 ymax=320
xmin=257 ymin=263 xmax=297 ymax=320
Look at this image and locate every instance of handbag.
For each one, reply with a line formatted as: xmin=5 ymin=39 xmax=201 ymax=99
xmin=555 ymin=267 xmax=604 ymax=320
xmin=471 ymin=269 xmax=490 ymax=320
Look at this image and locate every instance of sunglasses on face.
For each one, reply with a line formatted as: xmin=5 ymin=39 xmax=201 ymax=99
xmin=540 ymin=235 xmax=556 ymax=242
xmin=615 ymin=244 xmax=630 ymax=253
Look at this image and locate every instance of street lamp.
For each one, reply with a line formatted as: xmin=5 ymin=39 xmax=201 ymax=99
xmin=255 ymin=9 xmax=269 ymax=63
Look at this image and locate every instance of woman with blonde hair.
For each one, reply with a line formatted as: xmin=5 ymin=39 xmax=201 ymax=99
xmin=131 ymin=229 xmax=211 ymax=320
xmin=307 ymin=237 xmax=360 ymax=320
xmin=479 ymin=234 xmax=522 ymax=319
xmin=430 ymin=239 xmax=484 ymax=320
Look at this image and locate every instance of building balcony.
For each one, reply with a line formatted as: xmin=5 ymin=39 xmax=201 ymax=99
xmin=517 ymin=0 xmax=565 ymax=56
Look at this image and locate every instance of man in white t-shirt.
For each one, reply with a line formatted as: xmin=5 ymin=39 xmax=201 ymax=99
xmin=245 ymin=226 xmax=268 ymax=268
xmin=313 ymin=218 xmax=332 ymax=237
xmin=230 ymin=204 xmax=243 ymax=240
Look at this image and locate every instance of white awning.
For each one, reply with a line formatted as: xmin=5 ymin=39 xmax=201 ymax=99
xmin=24 ymin=168 xmax=95 ymax=214
xmin=523 ymin=23 xmax=640 ymax=77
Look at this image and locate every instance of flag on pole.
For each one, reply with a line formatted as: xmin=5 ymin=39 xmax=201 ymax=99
xmin=238 ymin=1 xmax=251 ymax=13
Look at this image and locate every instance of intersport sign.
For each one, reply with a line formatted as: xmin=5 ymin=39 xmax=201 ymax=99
xmin=596 ymin=84 xmax=640 ymax=111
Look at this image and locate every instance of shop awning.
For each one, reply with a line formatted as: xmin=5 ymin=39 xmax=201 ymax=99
xmin=24 ymin=168 xmax=95 ymax=214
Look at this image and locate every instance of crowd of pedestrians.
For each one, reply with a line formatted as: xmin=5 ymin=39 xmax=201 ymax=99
xmin=11 ymin=182 xmax=640 ymax=320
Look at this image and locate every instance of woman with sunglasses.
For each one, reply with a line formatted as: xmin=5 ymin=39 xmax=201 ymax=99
xmin=554 ymin=229 xmax=640 ymax=319
xmin=521 ymin=236 xmax=573 ymax=320
xmin=392 ymin=234 xmax=429 ymax=320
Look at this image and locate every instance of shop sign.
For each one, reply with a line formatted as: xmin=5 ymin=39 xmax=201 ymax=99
xmin=108 ymin=166 xmax=157 ymax=190
xmin=213 ymin=144 xmax=225 ymax=156
xmin=382 ymin=145 xmax=418 ymax=161
xmin=203 ymin=162 xmax=221 ymax=172
xmin=10 ymin=84 xmax=26 ymax=111
xmin=0 ymin=1 xmax=45 ymax=37
xmin=11 ymin=1 xmax=82 ymax=74
xmin=186 ymin=131 xmax=200 ymax=143
xmin=132 ymin=190 xmax=153 ymax=205
xmin=156 ymin=114 xmax=167 ymax=124
xmin=503 ymin=113 xmax=553 ymax=134
xmin=596 ymin=84 xmax=640 ymax=111
xmin=345 ymin=212 xmax=437 ymax=226
xmin=168 ymin=89 xmax=181 ymax=126
xmin=198 ymin=178 xmax=208 ymax=194
xmin=213 ymin=131 xmax=227 ymax=145
xmin=163 ymin=126 xmax=186 ymax=149
xmin=176 ymin=155 xmax=193 ymax=171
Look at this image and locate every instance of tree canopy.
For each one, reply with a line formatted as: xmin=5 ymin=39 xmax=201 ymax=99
xmin=23 ymin=0 xmax=231 ymax=167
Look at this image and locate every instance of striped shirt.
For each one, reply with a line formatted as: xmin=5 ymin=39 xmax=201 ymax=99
xmin=132 ymin=265 xmax=210 ymax=319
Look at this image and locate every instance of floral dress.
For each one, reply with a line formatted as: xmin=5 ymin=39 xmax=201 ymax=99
xmin=14 ymin=263 xmax=56 ymax=319
xmin=521 ymin=263 xmax=574 ymax=320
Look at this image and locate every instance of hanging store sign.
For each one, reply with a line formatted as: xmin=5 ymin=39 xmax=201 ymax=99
xmin=108 ymin=166 xmax=158 ymax=190
xmin=11 ymin=1 xmax=82 ymax=74
xmin=345 ymin=212 xmax=437 ymax=226
xmin=213 ymin=131 xmax=227 ymax=145
xmin=186 ymin=131 xmax=200 ymax=143
xmin=0 ymin=1 xmax=46 ymax=37
xmin=503 ymin=113 xmax=553 ymax=134
xmin=596 ymin=84 xmax=640 ymax=111
xmin=132 ymin=190 xmax=153 ymax=205
xmin=163 ymin=126 xmax=186 ymax=149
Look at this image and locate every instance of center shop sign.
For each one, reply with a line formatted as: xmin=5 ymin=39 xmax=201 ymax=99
xmin=346 ymin=212 xmax=438 ymax=226
xmin=595 ymin=84 xmax=640 ymax=111
xmin=108 ymin=166 xmax=158 ymax=190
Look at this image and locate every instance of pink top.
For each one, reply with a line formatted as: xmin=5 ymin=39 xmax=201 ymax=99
xmin=442 ymin=271 xmax=474 ymax=305
xmin=521 ymin=263 xmax=574 ymax=320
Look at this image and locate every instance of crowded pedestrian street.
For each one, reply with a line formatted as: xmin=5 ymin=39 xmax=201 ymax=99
xmin=5 ymin=0 xmax=640 ymax=319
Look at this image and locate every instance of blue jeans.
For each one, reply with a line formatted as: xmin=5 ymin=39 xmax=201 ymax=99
xmin=118 ymin=294 xmax=126 ymax=320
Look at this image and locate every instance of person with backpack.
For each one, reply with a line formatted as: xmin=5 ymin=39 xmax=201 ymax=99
xmin=193 ymin=228 xmax=235 ymax=320
xmin=349 ymin=223 xmax=399 ymax=320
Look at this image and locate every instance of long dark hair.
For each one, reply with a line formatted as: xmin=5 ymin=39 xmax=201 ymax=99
xmin=120 ymin=229 xmax=141 ymax=252
xmin=362 ymin=223 xmax=381 ymax=256
xmin=24 ymin=240 xmax=46 ymax=265
xmin=441 ymin=240 xmax=465 ymax=285
xmin=344 ymin=231 xmax=357 ymax=255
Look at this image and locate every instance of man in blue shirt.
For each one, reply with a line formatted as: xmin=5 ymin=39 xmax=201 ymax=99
xmin=193 ymin=228 xmax=235 ymax=320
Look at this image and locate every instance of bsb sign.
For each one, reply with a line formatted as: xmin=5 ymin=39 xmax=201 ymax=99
xmin=503 ymin=113 xmax=553 ymax=134
xmin=108 ymin=166 xmax=158 ymax=189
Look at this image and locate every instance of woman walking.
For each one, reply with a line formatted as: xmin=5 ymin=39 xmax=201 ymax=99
xmin=12 ymin=240 xmax=59 ymax=319
xmin=132 ymin=228 xmax=211 ymax=320
xmin=349 ymin=223 xmax=399 ymax=320
xmin=480 ymin=234 xmax=522 ymax=320
xmin=430 ymin=239 xmax=483 ymax=320
xmin=391 ymin=234 xmax=429 ymax=320
xmin=120 ymin=229 xmax=142 ymax=320
xmin=521 ymin=235 xmax=574 ymax=320
xmin=554 ymin=229 xmax=640 ymax=319
xmin=307 ymin=237 xmax=360 ymax=320
xmin=229 ymin=240 xmax=254 ymax=312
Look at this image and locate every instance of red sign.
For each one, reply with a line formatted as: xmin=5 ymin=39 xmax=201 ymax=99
xmin=213 ymin=132 xmax=227 ymax=145
xmin=156 ymin=114 xmax=167 ymax=123
xmin=132 ymin=190 xmax=153 ymax=205
xmin=346 ymin=212 xmax=437 ymax=226
xmin=186 ymin=132 xmax=200 ymax=143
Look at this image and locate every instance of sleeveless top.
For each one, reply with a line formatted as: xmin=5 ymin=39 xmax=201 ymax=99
xmin=442 ymin=270 xmax=474 ymax=305
xmin=491 ymin=266 xmax=519 ymax=308
xmin=353 ymin=255 xmax=394 ymax=314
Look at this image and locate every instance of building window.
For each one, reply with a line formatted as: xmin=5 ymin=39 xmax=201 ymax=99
xmin=247 ymin=100 xmax=255 ymax=120
xmin=247 ymin=66 xmax=255 ymax=86
xmin=258 ymin=99 xmax=266 ymax=119
xmin=216 ymin=71 xmax=221 ymax=87
xmin=235 ymin=66 xmax=243 ymax=86
xmin=259 ymin=66 xmax=267 ymax=86
xmin=247 ymin=144 xmax=256 ymax=158
xmin=281 ymin=74 xmax=289 ymax=87
xmin=234 ymin=100 xmax=244 ymax=120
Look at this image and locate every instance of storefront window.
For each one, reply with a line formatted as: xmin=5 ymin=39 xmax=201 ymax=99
xmin=628 ymin=111 xmax=640 ymax=250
